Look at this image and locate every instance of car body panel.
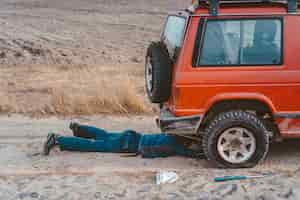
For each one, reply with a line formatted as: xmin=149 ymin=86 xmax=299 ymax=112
xmin=164 ymin=6 xmax=300 ymax=138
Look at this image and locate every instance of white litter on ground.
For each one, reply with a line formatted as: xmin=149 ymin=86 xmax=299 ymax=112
xmin=156 ymin=170 xmax=179 ymax=185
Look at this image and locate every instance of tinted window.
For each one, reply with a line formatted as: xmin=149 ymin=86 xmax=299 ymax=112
xmin=162 ymin=16 xmax=186 ymax=58
xmin=196 ymin=19 xmax=282 ymax=66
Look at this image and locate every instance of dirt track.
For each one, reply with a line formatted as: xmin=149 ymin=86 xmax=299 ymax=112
xmin=1 ymin=115 xmax=300 ymax=200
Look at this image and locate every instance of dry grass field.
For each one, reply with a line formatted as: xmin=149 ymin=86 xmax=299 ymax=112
xmin=0 ymin=64 xmax=151 ymax=116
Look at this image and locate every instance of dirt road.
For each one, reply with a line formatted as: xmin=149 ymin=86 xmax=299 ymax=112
xmin=1 ymin=115 xmax=300 ymax=200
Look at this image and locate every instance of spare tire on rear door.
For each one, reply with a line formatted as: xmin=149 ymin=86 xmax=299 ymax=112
xmin=145 ymin=42 xmax=173 ymax=103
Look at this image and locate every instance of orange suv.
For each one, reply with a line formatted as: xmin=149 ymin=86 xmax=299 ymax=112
xmin=145 ymin=0 xmax=300 ymax=168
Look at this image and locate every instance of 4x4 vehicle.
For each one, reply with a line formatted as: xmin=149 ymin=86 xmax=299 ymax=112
xmin=145 ymin=0 xmax=300 ymax=168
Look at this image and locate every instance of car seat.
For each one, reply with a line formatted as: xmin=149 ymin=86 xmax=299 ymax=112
xmin=243 ymin=20 xmax=280 ymax=65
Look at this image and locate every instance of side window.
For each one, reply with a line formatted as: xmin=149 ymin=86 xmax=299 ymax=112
xmin=195 ymin=18 xmax=282 ymax=66
xmin=162 ymin=16 xmax=186 ymax=59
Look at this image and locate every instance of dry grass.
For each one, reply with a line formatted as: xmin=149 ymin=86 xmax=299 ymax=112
xmin=48 ymin=76 xmax=151 ymax=115
xmin=0 ymin=64 xmax=153 ymax=116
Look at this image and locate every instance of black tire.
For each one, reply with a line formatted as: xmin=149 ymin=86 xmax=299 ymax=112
xmin=202 ymin=110 xmax=269 ymax=168
xmin=145 ymin=42 xmax=173 ymax=103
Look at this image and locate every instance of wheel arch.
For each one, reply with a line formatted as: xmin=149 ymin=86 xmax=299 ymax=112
xmin=197 ymin=93 xmax=280 ymax=139
xmin=204 ymin=93 xmax=277 ymax=114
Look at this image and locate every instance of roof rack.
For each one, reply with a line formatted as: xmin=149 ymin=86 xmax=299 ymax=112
xmin=196 ymin=0 xmax=299 ymax=16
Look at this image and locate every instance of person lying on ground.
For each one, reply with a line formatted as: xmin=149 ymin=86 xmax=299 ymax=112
xmin=43 ymin=123 xmax=201 ymax=158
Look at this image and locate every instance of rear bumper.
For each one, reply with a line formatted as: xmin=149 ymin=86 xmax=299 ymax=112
xmin=156 ymin=108 xmax=203 ymax=135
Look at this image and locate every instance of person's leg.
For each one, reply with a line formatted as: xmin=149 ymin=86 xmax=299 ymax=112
xmin=43 ymin=133 xmax=120 ymax=155
xmin=43 ymin=130 xmax=142 ymax=155
xmin=57 ymin=135 xmax=124 ymax=152
xmin=69 ymin=122 xmax=108 ymax=140
xmin=69 ymin=123 xmax=142 ymax=147
xmin=58 ymin=131 xmax=141 ymax=153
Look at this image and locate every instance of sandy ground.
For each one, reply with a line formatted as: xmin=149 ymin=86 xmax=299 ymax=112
xmin=1 ymin=114 xmax=300 ymax=200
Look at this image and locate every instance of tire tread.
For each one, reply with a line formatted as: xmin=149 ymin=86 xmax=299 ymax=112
xmin=202 ymin=110 xmax=269 ymax=168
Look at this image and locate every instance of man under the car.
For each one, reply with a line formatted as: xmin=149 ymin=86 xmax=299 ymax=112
xmin=43 ymin=123 xmax=200 ymax=158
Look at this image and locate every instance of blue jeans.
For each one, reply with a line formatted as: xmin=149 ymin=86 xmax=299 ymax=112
xmin=57 ymin=125 xmax=141 ymax=153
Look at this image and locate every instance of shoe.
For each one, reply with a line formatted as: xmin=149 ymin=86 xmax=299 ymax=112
xmin=43 ymin=133 xmax=57 ymax=156
xmin=69 ymin=122 xmax=79 ymax=132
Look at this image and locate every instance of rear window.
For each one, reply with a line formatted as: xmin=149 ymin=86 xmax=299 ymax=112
xmin=195 ymin=18 xmax=283 ymax=66
xmin=162 ymin=15 xmax=186 ymax=59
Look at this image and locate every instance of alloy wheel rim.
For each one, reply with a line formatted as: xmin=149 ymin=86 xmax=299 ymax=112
xmin=146 ymin=57 xmax=153 ymax=92
xmin=217 ymin=127 xmax=256 ymax=164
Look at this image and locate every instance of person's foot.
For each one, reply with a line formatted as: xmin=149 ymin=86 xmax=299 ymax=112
xmin=69 ymin=122 xmax=79 ymax=132
xmin=43 ymin=133 xmax=57 ymax=156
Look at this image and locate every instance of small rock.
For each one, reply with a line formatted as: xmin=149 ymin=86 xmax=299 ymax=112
xmin=30 ymin=192 xmax=39 ymax=198
xmin=198 ymin=192 xmax=210 ymax=200
xmin=94 ymin=192 xmax=102 ymax=199
xmin=211 ymin=184 xmax=238 ymax=197
xmin=256 ymin=191 xmax=278 ymax=200
xmin=18 ymin=192 xmax=39 ymax=199
xmin=130 ymin=56 xmax=141 ymax=63
xmin=60 ymin=52 xmax=67 ymax=57
xmin=114 ymin=189 xmax=127 ymax=198
xmin=102 ymin=193 xmax=116 ymax=200
xmin=7 ymin=81 xmax=15 ymax=86
xmin=18 ymin=192 xmax=28 ymax=199
xmin=279 ymin=188 xmax=293 ymax=199
xmin=166 ymin=192 xmax=181 ymax=199
xmin=0 ymin=52 xmax=6 ymax=58
xmin=14 ymin=52 xmax=23 ymax=57
xmin=28 ymin=152 xmax=41 ymax=157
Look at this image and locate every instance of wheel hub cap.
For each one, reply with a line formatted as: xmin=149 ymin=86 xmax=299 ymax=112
xmin=217 ymin=127 xmax=256 ymax=164
xmin=146 ymin=58 xmax=153 ymax=92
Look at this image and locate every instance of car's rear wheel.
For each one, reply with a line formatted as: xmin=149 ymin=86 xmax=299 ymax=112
xmin=202 ymin=110 xmax=269 ymax=168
